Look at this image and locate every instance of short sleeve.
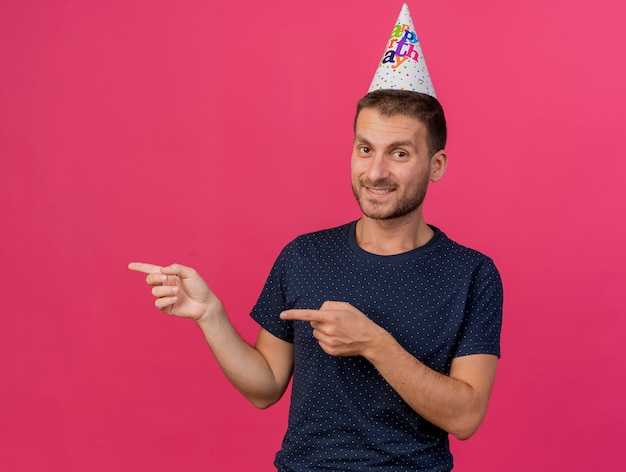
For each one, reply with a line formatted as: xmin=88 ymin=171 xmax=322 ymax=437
xmin=454 ymin=257 xmax=503 ymax=358
xmin=250 ymin=244 xmax=295 ymax=343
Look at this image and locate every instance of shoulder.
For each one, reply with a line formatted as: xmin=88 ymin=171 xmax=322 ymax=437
xmin=431 ymin=228 xmax=502 ymax=283
xmin=283 ymin=221 xmax=354 ymax=253
xmin=293 ymin=221 xmax=354 ymax=242
xmin=434 ymin=228 xmax=497 ymax=265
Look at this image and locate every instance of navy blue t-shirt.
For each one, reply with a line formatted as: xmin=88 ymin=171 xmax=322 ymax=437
xmin=251 ymin=221 xmax=503 ymax=471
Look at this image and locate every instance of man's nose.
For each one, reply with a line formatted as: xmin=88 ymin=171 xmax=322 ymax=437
xmin=365 ymin=154 xmax=390 ymax=181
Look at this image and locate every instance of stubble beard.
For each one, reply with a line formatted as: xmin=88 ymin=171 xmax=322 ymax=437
xmin=351 ymin=176 xmax=430 ymax=221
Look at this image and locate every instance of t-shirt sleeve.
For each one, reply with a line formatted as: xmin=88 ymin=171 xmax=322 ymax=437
xmin=454 ymin=257 xmax=503 ymax=358
xmin=250 ymin=244 xmax=295 ymax=343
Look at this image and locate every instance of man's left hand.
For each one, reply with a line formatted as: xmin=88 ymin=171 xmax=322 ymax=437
xmin=280 ymin=301 xmax=386 ymax=357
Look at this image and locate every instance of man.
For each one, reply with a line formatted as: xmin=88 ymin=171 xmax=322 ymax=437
xmin=129 ymin=89 xmax=503 ymax=471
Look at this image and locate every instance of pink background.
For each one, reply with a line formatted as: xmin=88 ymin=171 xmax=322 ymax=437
xmin=1 ymin=0 xmax=625 ymax=470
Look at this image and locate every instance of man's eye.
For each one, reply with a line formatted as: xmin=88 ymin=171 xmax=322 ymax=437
xmin=394 ymin=151 xmax=407 ymax=158
xmin=360 ymin=146 xmax=371 ymax=153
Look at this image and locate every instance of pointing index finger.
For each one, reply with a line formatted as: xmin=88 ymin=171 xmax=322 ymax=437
xmin=128 ymin=262 xmax=164 ymax=275
xmin=280 ymin=309 xmax=322 ymax=321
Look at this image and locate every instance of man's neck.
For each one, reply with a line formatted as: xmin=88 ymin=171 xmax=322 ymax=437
xmin=355 ymin=213 xmax=434 ymax=256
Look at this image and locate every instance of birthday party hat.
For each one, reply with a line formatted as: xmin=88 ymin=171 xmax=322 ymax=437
xmin=368 ymin=3 xmax=436 ymax=97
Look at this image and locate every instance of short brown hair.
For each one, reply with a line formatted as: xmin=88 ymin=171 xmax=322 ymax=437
xmin=355 ymin=89 xmax=447 ymax=156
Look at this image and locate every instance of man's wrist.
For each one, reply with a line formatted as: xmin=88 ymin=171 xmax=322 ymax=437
xmin=195 ymin=298 xmax=225 ymax=328
xmin=362 ymin=325 xmax=397 ymax=363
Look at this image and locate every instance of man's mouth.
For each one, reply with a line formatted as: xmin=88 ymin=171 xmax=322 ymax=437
xmin=367 ymin=188 xmax=393 ymax=195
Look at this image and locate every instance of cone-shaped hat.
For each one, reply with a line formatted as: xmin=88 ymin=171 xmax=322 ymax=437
xmin=368 ymin=3 xmax=436 ymax=97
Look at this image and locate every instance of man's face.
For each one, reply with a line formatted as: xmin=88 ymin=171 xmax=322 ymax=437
xmin=351 ymin=108 xmax=437 ymax=221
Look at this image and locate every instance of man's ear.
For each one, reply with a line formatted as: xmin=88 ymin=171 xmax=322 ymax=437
xmin=430 ymin=150 xmax=448 ymax=182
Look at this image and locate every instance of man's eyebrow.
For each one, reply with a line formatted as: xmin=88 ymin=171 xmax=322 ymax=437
xmin=354 ymin=136 xmax=417 ymax=151
xmin=354 ymin=135 xmax=372 ymax=145
xmin=387 ymin=139 xmax=417 ymax=150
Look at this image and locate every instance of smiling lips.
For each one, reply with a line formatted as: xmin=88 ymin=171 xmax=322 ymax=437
xmin=362 ymin=181 xmax=396 ymax=196
xmin=367 ymin=187 xmax=393 ymax=195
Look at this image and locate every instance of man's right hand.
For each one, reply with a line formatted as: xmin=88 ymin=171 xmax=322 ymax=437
xmin=128 ymin=262 xmax=221 ymax=323
xmin=128 ymin=261 xmax=294 ymax=409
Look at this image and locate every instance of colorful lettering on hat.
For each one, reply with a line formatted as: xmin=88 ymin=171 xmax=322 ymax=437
xmin=381 ymin=28 xmax=420 ymax=69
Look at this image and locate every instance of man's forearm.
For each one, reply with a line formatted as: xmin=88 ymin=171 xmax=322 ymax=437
xmin=195 ymin=305 xmax=290 ymax=409
xmin=363 ymin=329 xmax=496 ymax=440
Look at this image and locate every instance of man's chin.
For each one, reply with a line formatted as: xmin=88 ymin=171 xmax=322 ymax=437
xmin=360 ymin=206 xmax=397 ymax=221
xmin=359 ymin=202 xmax=423 ymax=222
